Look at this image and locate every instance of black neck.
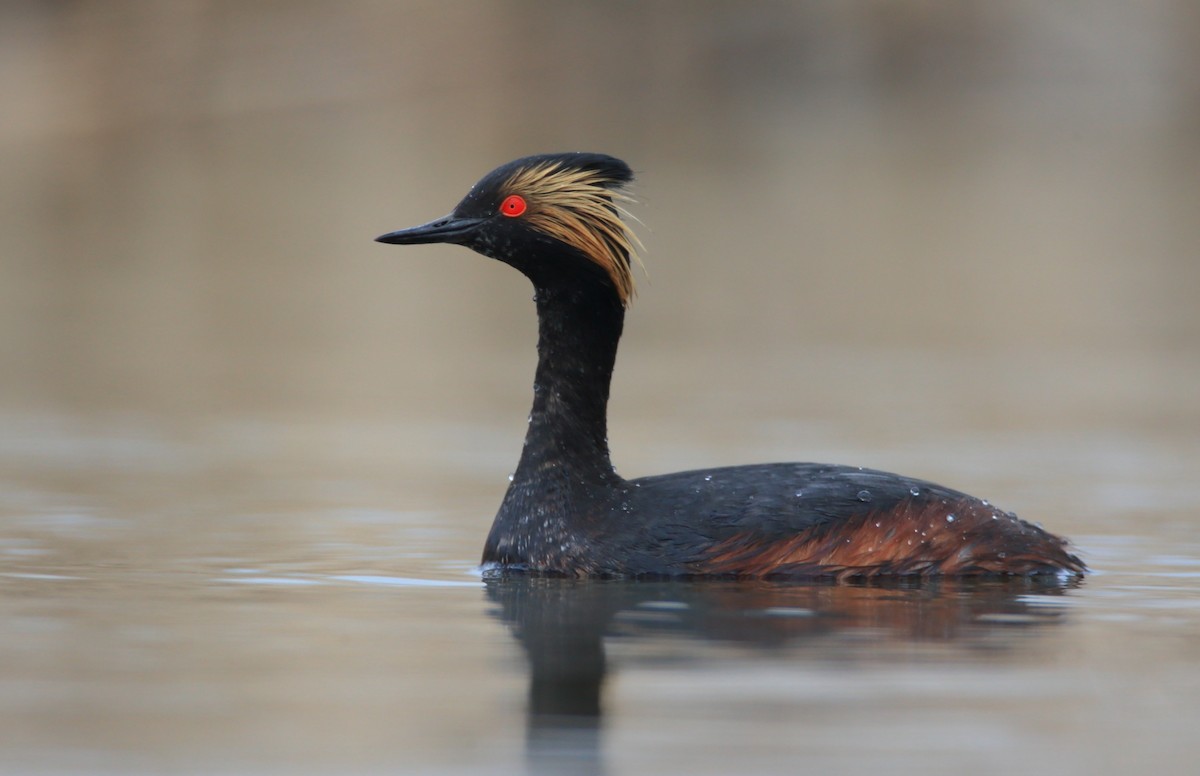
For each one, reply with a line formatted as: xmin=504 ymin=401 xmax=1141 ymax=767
xmin=513 ymin=281 xmax=624 ymax=486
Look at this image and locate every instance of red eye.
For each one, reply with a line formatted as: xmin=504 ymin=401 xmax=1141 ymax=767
xmin=500 ymin=194 xmax=527 ymax=218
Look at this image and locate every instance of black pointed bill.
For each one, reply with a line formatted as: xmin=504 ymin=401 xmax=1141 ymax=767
xmin=375 ymin=214 xmax=486 ymax=245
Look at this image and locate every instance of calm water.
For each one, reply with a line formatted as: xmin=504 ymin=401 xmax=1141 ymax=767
xmin=3 ymin=3 xmax=1199 ymax=774
xmin=2 ymin=398 xmax=1198 ymax=775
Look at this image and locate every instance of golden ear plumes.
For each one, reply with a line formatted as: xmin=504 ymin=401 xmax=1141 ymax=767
xmin=503 ymin=162 xmax=643 ymax=305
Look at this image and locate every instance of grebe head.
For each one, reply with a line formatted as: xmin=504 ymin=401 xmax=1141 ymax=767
xmin=376 ymin=152 xmax=641 ymax=304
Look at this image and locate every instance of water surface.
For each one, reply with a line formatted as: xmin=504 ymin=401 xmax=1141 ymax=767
xmin=2 ymin=408 xmax=1197 ymax=775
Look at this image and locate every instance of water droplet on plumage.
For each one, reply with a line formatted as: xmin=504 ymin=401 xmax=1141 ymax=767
xmin=857 ymin=490 xmax=872 ymax=502
xmin=794 ymin=490 xmax=803 ymax=498
xmin=909 ymin=486 xmax=920 ymax=497
xmin=703 ymin=475 xmax=713 ymax=482
xmin=507 ymin=473 xmax=515 ymax=482
xmin=946 ymin=514 xmax=956 ymax=523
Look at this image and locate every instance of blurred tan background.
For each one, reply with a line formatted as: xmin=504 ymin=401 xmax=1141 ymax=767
xmin=2 ymin=0 xmax=1197 ymax=447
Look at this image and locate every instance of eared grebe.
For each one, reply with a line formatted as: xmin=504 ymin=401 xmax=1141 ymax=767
xmin=376 ymin=152 xmax=1085 ymax=580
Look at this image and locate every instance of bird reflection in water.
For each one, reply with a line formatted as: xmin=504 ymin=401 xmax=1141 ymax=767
xmin=484 ymin=575 xmax=1081 ymax=775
